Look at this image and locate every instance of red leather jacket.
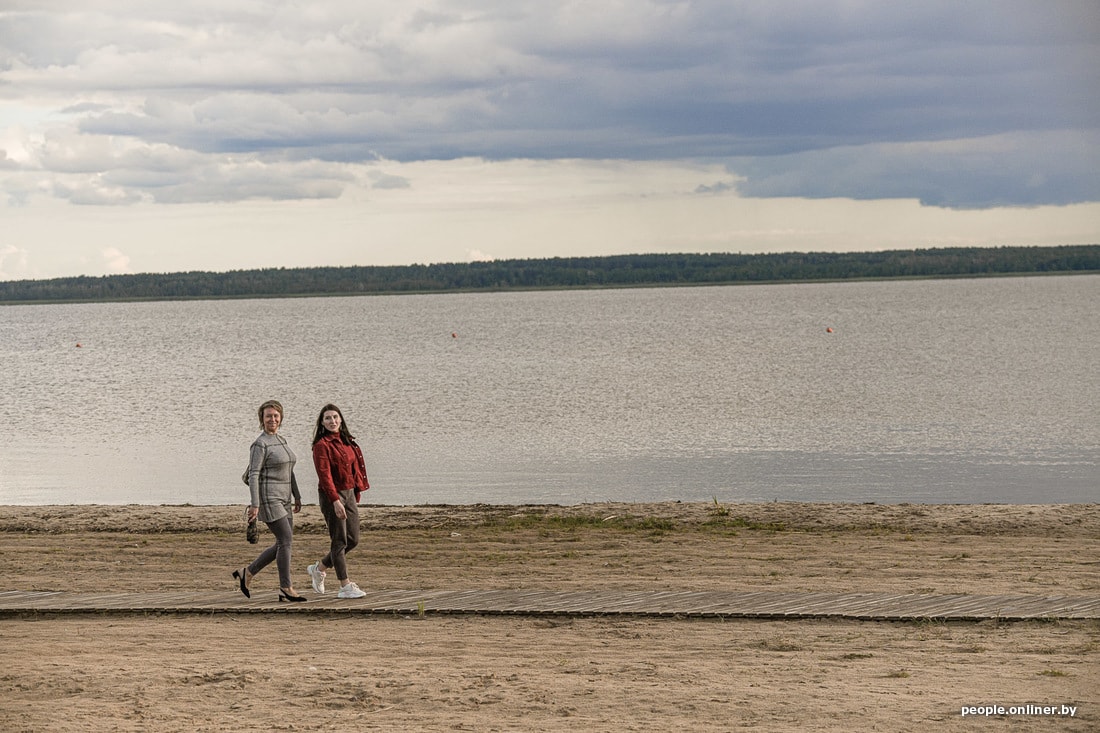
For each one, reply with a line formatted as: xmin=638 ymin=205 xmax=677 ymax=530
xmin=312 ymin=432 xmax=369 ymax=504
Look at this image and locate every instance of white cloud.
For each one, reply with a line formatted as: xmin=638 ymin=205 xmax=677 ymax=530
xmin=0 ymin=1 xmax=1098 ymax=279
xmin=466 ymin=249 xmax=494 ymax=262
xmin=101 ymin=246 xmax=131 ymax=273
xmin=0 ymin=244 xmax=30 ymax=279
xmin=4 ymin=156 xmax=1097 ymax=281
xmin=53 ymin=180 xmax=142 ymax=206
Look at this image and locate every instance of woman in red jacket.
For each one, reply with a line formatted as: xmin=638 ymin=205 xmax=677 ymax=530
xmin=307 ymin=403 xmax=369 ymax=599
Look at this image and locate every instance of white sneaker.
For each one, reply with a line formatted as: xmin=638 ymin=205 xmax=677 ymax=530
xmin=307 ymin=563 xmax=326 ymax=594
xmin=337 ymin=582 xmax=366 ymax=599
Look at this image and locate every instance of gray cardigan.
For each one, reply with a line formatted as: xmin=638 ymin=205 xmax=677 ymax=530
xmin=247 ymin=432 xmax=301 ymax=523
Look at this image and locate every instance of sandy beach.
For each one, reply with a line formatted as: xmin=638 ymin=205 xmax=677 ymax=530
xmin=2 ymin=501 xmax=1097 ymax=731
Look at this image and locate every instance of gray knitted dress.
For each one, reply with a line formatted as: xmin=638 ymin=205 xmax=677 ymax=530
xmin=247 ymin=432 xmax=301 ymax=523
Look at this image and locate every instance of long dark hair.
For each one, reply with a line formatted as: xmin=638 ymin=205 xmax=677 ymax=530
xmin=312 ymin=403 xmax=357 ymax=446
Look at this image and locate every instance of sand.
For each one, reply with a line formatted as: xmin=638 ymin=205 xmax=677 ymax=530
xmin=1 ymin=501 xmax=1097 ymax=732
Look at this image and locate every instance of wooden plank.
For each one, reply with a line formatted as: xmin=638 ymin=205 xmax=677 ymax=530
xmin=1 ymin=590 xmax=1098 ymax=620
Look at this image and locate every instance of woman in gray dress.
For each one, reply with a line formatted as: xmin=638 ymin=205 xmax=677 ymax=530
xmin=233 ymin=399 xmax=305 ymax=601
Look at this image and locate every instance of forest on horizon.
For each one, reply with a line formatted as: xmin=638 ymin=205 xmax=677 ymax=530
xmin=1 ymin=245 xmax=1097 ymax=304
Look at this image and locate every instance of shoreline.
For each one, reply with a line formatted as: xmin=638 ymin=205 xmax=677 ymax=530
xmin=3 ymin=500 xmax=1097 ymax=536
xmin=4 ymin=501 xmax=1098 ymax=599
xmin=4 ymin=252 xmax=1096 ymax=306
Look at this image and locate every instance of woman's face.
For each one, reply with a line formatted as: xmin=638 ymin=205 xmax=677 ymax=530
xmin=262 ymin=407 xmax=282 ymax=434
xmin=322 ymin=409 xmax=342 ymax=434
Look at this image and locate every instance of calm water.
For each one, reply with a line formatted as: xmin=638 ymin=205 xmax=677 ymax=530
xmin=1 ymin=275 xmax=1097 ymax=506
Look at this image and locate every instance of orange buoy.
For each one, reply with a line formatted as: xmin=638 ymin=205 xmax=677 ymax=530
xmin=825 ymin=327 xmax=833 ymax=333
xmin=75 ymin=343 xmax=83 ymax=348
xmin=451 ymin=332 xmax=457 ymax=338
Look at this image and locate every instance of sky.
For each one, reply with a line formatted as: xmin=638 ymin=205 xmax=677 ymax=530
xmin=1 ymin=1 xmax=1098 ymax=281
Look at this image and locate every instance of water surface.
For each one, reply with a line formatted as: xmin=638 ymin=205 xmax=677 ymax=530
xmin=1 ymin=275 xmax=1096 ymax=505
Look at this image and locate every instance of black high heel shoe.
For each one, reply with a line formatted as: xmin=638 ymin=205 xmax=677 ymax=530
xmin=279 ymin=589 xmax=307 ymax=602
xmin=232 ymin=567 xmax=250 ymax=598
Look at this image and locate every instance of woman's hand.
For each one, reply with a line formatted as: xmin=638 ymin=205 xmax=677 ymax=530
xmin=333 ymin=501 xmax=347 ymax=520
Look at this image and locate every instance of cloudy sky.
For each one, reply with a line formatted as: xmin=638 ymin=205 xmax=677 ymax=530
xmin=2 ymin=1 xmax=1098 ymax=280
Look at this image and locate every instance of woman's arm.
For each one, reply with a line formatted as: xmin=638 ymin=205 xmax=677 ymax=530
xmin=356 ymin=443 xmax=369 ymax=490
xmin=352 ymin=443 xmax=369 ymax=502
xmin=247 ymin=442 xmax=265 ymax=508
xmin=290 ymin=471 xmax=302 ymax=512
xmin=312 ymin=441 xmax=340 ymax=503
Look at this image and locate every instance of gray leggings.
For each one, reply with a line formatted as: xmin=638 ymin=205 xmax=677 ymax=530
xmin=248 ymin=514 xmax=294 ymax=590
xmin=320 ymin=490 xmax=360 ymax=581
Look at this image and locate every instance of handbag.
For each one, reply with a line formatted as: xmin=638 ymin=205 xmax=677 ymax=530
xmin=245 ymin=507 xmax=259 ymax=543
xmin=242 ymin=466 xmax=258 ymax=543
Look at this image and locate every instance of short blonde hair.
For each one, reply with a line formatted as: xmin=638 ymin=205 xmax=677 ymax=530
xmin=257 ymin=399 xmax=284 ymax=428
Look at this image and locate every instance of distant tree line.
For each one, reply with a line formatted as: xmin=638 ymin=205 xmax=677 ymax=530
xmin=1 ymin=245 xmax=1097 ymax=304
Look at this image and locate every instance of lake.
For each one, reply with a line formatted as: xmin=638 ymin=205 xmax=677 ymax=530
xmin=0 ymin=275 xmax=1096 ymax=505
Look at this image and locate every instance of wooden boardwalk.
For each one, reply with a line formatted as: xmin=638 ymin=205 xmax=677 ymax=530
xmin=2 ymin=589 xmax=1098 ymax=621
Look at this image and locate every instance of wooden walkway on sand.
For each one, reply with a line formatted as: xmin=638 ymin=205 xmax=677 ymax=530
xmin=2 ymin=589 xmax=1098 ymax=621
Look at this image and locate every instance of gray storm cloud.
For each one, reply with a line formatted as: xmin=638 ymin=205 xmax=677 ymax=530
xmin=1 ymin=1 xmax=1097 ymax=208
